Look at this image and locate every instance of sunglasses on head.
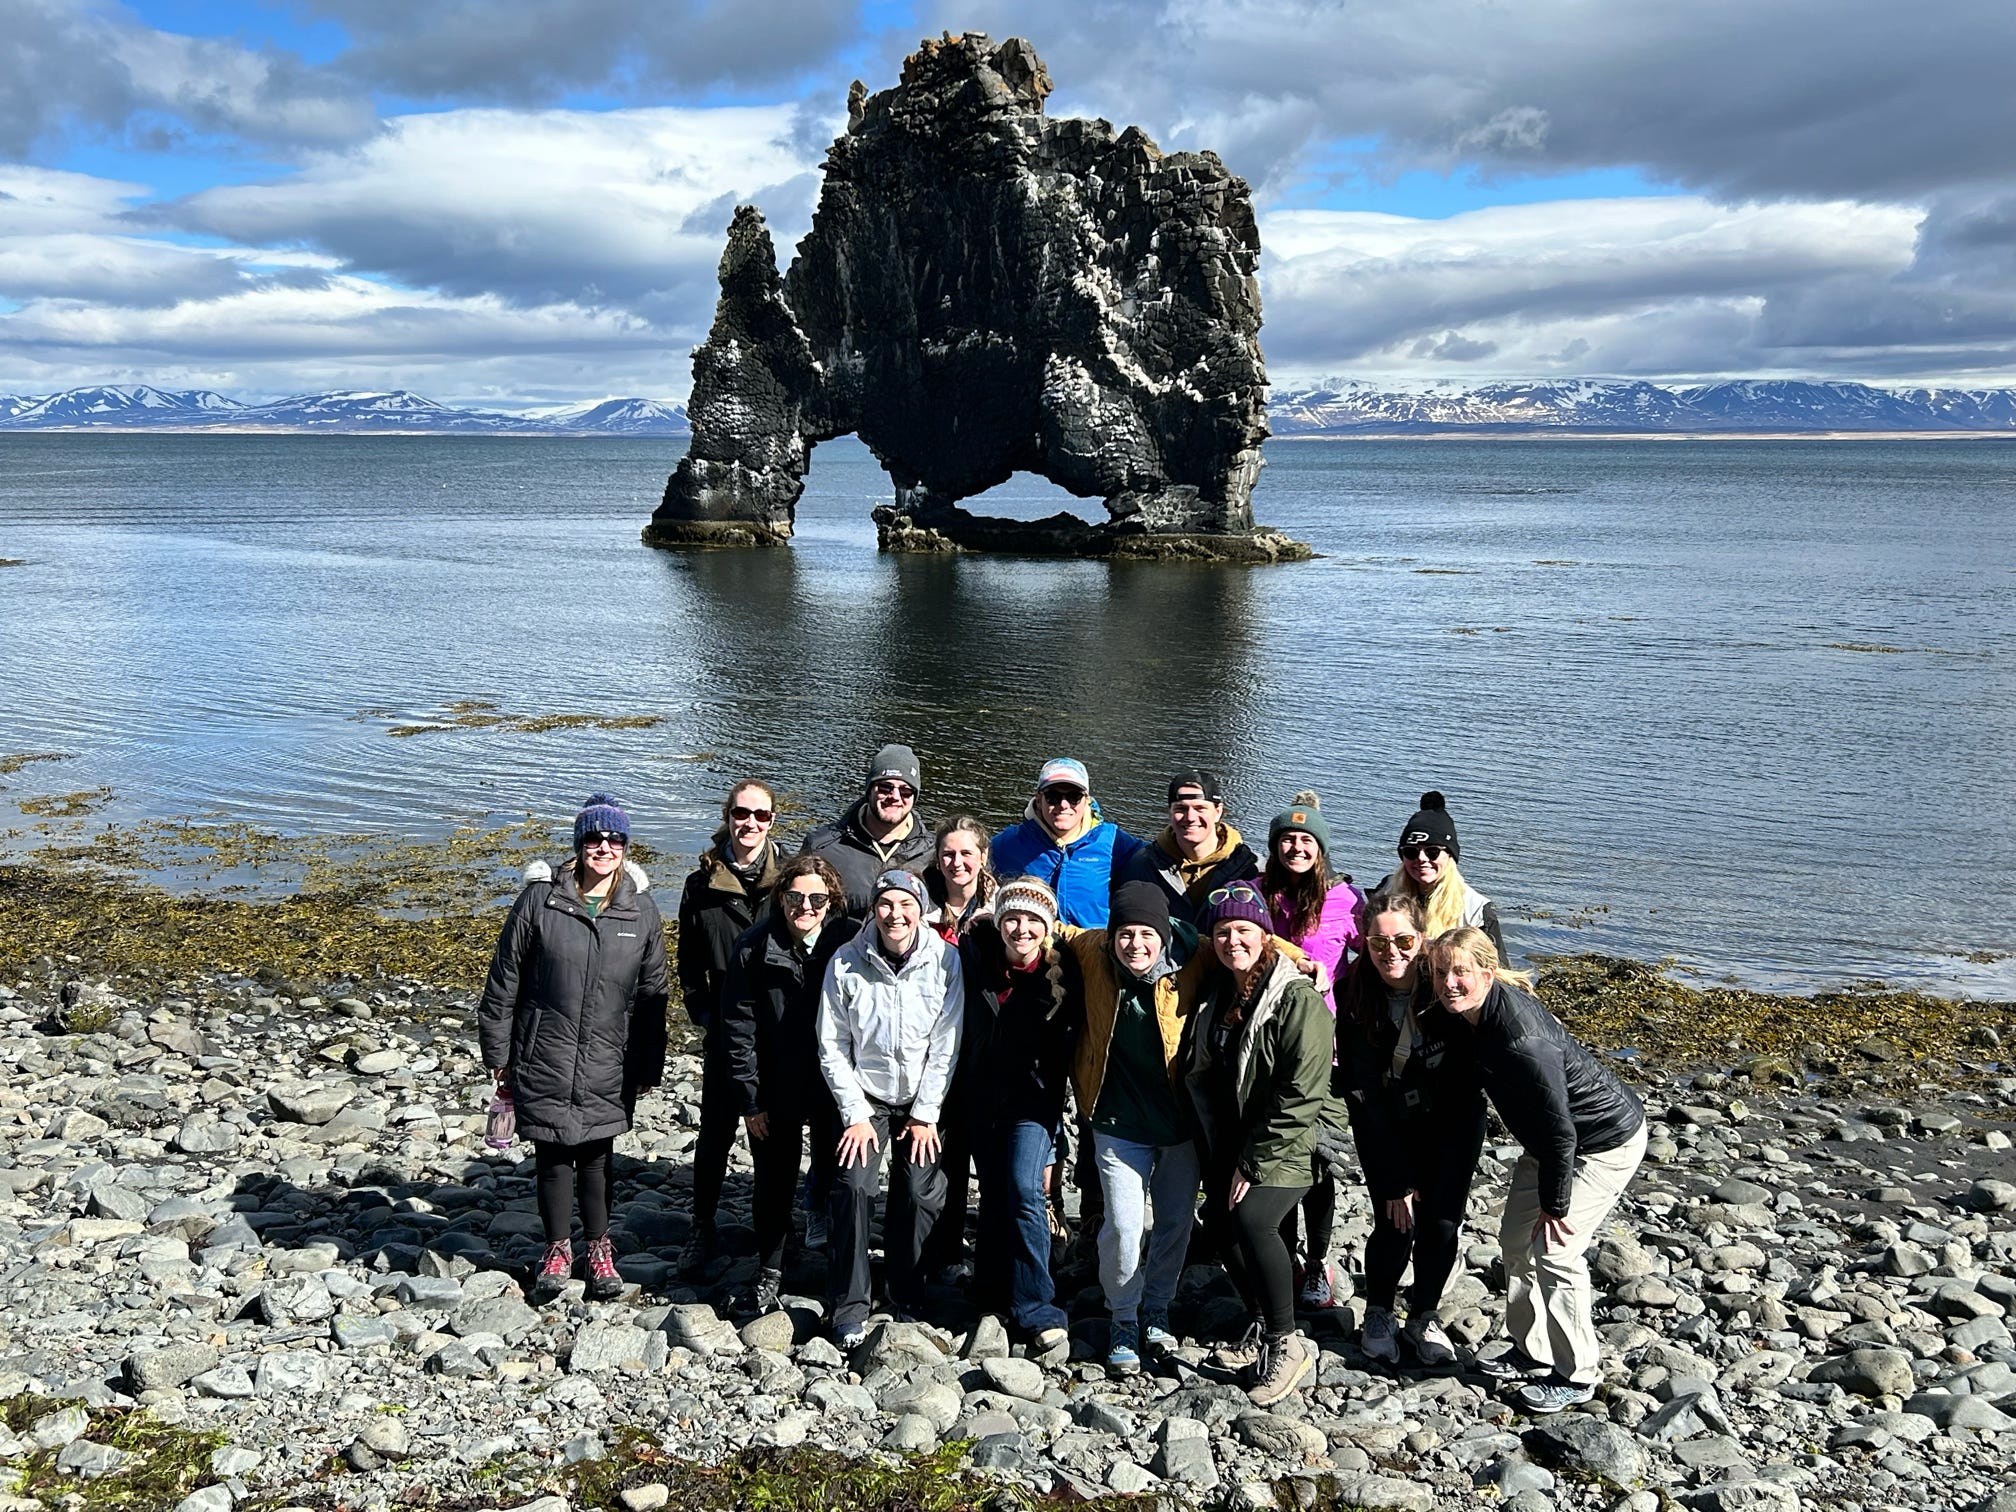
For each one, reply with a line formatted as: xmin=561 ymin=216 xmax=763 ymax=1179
xmin=581 ymin=831 xmax=627 ymax=850
xmin=1398 ymin=844 xmax=1446 ymax=862
xmin=1205 ymin=883 xmax=1264 ymax=906
xmin=782 ymin=890 xmax=830 ymax=912
xmin=1039 ymin=785 xmax=1086 ymax=805
xmin=730 ymin=805 xmax=774 ymax=823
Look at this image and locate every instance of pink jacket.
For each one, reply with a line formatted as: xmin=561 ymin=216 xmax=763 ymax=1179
xmin=1268 ymin=878 xmax=1365 ymax=997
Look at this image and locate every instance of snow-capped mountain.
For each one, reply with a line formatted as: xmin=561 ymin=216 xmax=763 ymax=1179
xmin=0 ymin=386 xmax=691 ymax=435
xmin=1267 ymin=379 xmax=2016 ymax=433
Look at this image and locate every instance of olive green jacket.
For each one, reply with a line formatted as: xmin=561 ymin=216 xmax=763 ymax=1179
xmin=1185 ymin=949 xmax=1336 ymax=1186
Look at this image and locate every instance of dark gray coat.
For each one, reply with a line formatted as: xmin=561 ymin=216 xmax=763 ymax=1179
xmin=477 ymin=860 xmax=670 ymax=1146
xmin=797 ymin=798 xmax=936 ymax=918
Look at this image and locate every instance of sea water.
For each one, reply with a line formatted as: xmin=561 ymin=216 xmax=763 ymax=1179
xmin=1 ymin=432 xmax=2011 ymax=994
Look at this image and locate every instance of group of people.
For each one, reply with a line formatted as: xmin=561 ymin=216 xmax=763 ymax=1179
xmin=476 ymin=747 xmax=1648 ymax=1415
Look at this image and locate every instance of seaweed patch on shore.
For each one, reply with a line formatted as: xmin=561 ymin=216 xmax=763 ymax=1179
xmin=358 ymin=700 xmax=667 ymax=739
xmin=0 ymin=752 xmax=71 ymax=779
xmin=1 ymin=1395 xmax=227 ymax=1512
xmin=17 ymin=787 xmax=112 ymax=818
xmin=1538 ymin=951 xmax=2012 ymax=1084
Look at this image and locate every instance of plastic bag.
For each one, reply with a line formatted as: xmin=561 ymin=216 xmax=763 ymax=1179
xmin=485 ymin=1085 xmax=516 ymax=1150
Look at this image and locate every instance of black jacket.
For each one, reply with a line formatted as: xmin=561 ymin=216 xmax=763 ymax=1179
xmin=950 ymin=922 xmax=1083 ymax=1133
xmin=1111 ymin=832 xmax=1260 ymax=927
xmin=477 ymin=860 xmax=670 ymax=1145
xmin=719 ymin=912 xmax=862 ymax=1119
xmin=1462 ymin=979 xmax=1644 ymax=1215
xmin=1333 ymin=960 xmax=1484 ymax=1203
xmin=675 ymin=841 xmax=781 ymax=1028
xmin=797 ymin=799 xmax=936 ymax=919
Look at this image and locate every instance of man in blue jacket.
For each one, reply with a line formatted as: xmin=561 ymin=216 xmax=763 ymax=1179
xmin=990 ymin=757 xmax=1144 ymax=928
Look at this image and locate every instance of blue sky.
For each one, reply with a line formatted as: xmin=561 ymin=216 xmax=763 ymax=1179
xmin=2 ymin=0 xmax=2010 ymax=403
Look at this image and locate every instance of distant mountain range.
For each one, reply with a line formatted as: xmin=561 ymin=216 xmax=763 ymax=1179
xmin=0 ymin=386 xmax=691 ymax=436
xmin=1266 ymin=379 xmax=2016 ymax=434
xmin=4 ymin=379 xmax=2015 ymax=437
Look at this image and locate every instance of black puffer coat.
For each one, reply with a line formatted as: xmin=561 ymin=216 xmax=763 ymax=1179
xmin=951 ymin=921 xmax=1083 ymax=1133
xmin=675 ymin=841 xmax=781 ymax=1028
xmin=1462 ymin=978 xmax=1643 ymax=1215
xmin=478 ymin=860 xmax=670 ymax=1145
xmin=797 ymin=798 xmax=936 ymax=919
xmin=719 ymin=912 xmax=862 ymax=1119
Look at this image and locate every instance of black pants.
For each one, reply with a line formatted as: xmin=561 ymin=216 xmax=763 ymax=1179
xmin=829 ymin=1100 xmax=946 ymax=1333
xmin=1279 ymin=1167 xmax=1337 ymax=1268
xmin=1201 ymin=1163 xmax=1309 ymax=1336
xmin=536 ymin=1137 xmax=614 ymax=1243
xmin=1353 ymin=1103 xmax=1487 ymax=1313
xmin=689 ymin=1022 xmax=741 ymax=1232
xmin=918 ymin=1111 xmax=972 ymax=1274
xmin=749 ymin=1088 xmax=840 ymax=1272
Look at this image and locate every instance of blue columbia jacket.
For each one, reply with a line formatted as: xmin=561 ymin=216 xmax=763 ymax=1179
xmin=990 ymin=803 xmax=1145 ymax=928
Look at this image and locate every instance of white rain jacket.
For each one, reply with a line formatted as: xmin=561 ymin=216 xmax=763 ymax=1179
xmin=816 ymin=924 xmax=965 ymax=1126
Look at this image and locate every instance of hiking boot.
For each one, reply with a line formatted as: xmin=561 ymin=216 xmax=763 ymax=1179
xmin=1247 ymin=1332 xmax=1314 ymax=1406
xmin=1402 ymin=1313 xmax=1457 ymax=1367
xmin=802 ymin=1207 xmax=830 ymax=1251
xmin=531 ymin=1239 xmax=573 ymax=1302
xmin=1298 ymin=1259 xmax=1338 ymax=1309
xmin=1475 ymin=1345 xmax=1551 ymax=1382
xmin=676 ymin=1224 xmax=717 ymax=1281
xmin=584 ymin=1237 xmax=623 ymax=1301
xmin=1515 ymin=1376 xmax=1597 ymax=1414
xmin=1141 ymin=1310 xmax=1178 ymax=1354
xmin=735 ymin=1267 xmax=783 ymax=1318
xmin=1106 ymin=1321 xmax=1141 ymax=1375
xmin=1210 ymin=1319 xmax=1265 ymax=1371
xmin=1360 ymin=1304 xmax=1401 ymax=1363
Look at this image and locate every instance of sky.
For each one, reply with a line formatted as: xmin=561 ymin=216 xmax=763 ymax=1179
xmin=1 ymin=0 xmax=2012 ymax=406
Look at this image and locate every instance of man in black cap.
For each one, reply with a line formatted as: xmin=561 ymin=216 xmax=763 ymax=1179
xmin=1111 ymin=768 xmax=1260 ymax=926
xmin=799 ymin=744 xmax=936 ymax=919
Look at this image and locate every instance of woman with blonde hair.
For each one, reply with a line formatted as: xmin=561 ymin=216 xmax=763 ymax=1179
xmin=1429 ymin=926 xmax=1646 ymax=1414
xmin=1378 ymin=792 xmax=1503 ymax=955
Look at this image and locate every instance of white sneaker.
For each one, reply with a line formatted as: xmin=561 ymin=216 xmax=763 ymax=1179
xmin=1361 ymin=1304 xmax=1401 ymax=1363
xmin=1298 ymin=1259 xmax=1337 ymax=1309
xmin=1402 ymin=1313 xmax=1457 ymax=1367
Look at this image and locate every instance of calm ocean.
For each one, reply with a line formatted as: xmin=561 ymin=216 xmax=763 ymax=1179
xmin=1 ymin=432 xmax=2012 ymax=995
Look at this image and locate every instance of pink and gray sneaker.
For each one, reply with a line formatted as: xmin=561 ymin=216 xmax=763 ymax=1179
xmin=584 ymin=1236 xmax=623 ymax=1301
xmin=532 ymin=1239 xmax=573 ymax=1301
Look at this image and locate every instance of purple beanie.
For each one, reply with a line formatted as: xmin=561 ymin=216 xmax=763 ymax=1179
xmin=573 ymin=793 xmax=630 ymax=845
xmin=1199 ymin=880 xmax=1271 ymax=933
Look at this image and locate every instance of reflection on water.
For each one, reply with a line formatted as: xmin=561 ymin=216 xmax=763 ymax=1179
xmin=1 ymin=432 xmax=2013 ymax=995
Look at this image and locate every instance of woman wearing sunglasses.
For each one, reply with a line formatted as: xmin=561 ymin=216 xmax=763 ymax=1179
xmin=676 ymin=779 xmax=784 ymax=1282
xmin=479 ymin=794 xmax=669 ymax=1303
xmin=1334 ymin=890 xmax=1485 ymax=1369
xmin=1186 ymin=881 xmax=1333 ymax=1406
xmin=1377 ymin=792 xmax=1504 ymax=957
xmin=719 ymin=854 xmax=860 ymax=1317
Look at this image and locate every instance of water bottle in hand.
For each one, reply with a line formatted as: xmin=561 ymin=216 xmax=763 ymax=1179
xmin=485 ymin=1084 xmax=516 ymax=1150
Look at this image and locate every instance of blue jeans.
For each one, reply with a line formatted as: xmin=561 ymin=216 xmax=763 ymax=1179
xmin=1093 ymin=1132 xmax=1200 ymax=1323
xmin=974 ymin=1117 xmax=1067 ymax=1333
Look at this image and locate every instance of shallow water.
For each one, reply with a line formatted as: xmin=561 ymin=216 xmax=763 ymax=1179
xmin=1 ymin=432 xmax=2012 ymax=995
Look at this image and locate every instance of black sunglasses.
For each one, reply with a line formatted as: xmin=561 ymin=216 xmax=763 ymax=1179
xmin=581 ymin=831 xmax=628 ymax=849
xmin=1399 ymin=844 xmax=1446 ymax=861
xmin=1039 ymin=785 xmax=1086 ymax=805
xmin=730 ymin=805 xmax=774 ymax=823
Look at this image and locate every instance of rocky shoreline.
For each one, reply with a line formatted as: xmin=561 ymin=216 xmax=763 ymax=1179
xmin=1 ymin=864 xmax=2014 ymax=1512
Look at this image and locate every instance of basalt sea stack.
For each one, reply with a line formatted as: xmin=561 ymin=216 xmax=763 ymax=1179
xmin=643 ymin=33 xmax=1308 ymax=561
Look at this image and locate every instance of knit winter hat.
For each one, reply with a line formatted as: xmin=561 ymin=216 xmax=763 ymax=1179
xmin=1398 ymin=791 xmax=1460 ymax=860
xmin=1035 ymin=757 xmax=1090 ymax=794
xmin=866 ymin=744 xmax=922 ymax=793
xmin=993 ymin=876 xmax=1060 ymax=934
xmin=872 ymin=868 xmax=929 ymax=911
xmin=1109 ymin=880 xmax=1172 ymax=946
xmin=1268 ymin=789 xmax=1332 ymax=854
xmin=1199 ymin=880 xmax=1272 ymax=934
xmin=573 ymin=793 xmax=630 ymax=845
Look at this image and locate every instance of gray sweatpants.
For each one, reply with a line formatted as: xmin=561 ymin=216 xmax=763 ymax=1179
xmin=1498 ymin=1121 xmax=1648 ymax=1385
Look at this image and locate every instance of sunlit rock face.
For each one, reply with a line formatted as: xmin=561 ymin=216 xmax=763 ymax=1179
xmin=646 ymin=34 xmax=1304 ymax=561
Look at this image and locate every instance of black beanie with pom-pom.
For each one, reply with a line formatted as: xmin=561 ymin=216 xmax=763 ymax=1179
xmin=1398 ymin=791 xmax=1459 ymax=859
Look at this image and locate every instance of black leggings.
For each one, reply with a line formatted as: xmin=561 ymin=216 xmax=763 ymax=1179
xmin=536 ymin=1137 xmax=614 ymax=1243
xmin=1279 ymin=1167 xmax=1337 ymax=1267
xmin=1355 ymin=1105 xmax=1487 ymax=1313
xmin=1201 ymin=1167 xmax=1310 ymax=1336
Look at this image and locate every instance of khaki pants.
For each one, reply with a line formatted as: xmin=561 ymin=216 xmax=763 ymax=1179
xmin=1498 ymin=1122 xmax=1648 ymax=1385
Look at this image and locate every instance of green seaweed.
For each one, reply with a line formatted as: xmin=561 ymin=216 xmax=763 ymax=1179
xmin=0 ymin=753 xmax=71 ymax=777
xmin=18 ymin=787 xmax=113 ymax=817
xmin=367 ymin=700 xmax=667 ymax=739
xmin=2 ymin=1396 xmax=227 ymax=1512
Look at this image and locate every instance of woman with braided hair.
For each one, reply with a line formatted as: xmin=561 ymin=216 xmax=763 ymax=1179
xmin=957 ymin=876 xmax=1083 ymax=1358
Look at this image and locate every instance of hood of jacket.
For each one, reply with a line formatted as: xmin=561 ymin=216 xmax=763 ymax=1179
xmin=1155 ymin=821 xmax=1246 ymax=879
xmin=524 ymin=856 xmax=650 ymax=893
xmin=695 ymin=835 xmax=781 ymax=898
